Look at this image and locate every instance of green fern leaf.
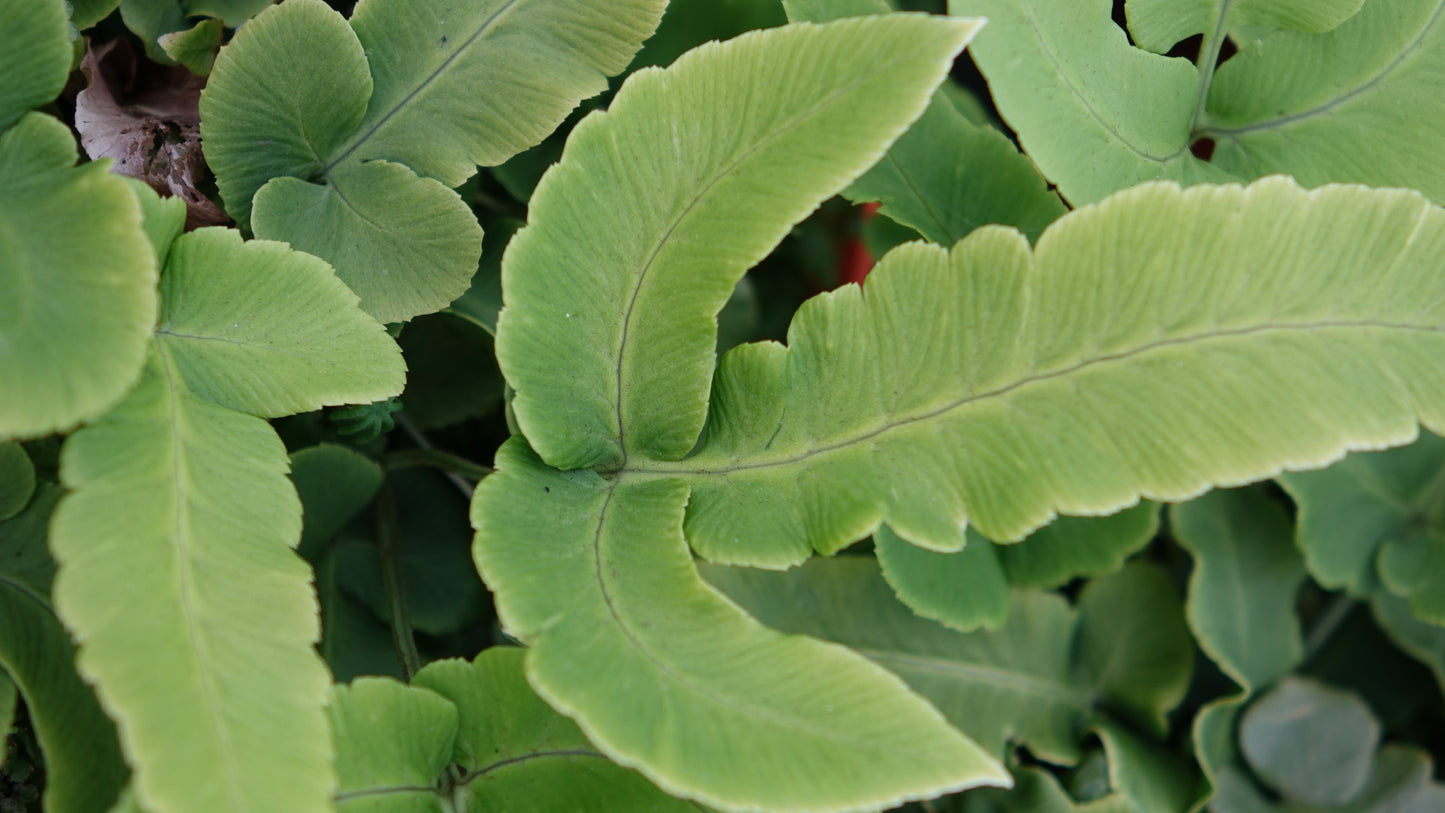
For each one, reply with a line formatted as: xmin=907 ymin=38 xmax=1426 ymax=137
xmin=635 ymin=179 xmax=1445 ymax=567
xmin=948 ymin=0 xmax=1233 ymax=205
xmin=1125 ymin=0 xmax=1366 ymax=54
xmin=199 ymin=0 xmax=666 ymax=322
xmin=474 ymin=439 xmax=1008 ymax=811
xmin=1202 ymin=0 xmax=1445 ymax=205
xmin=498 ymin=13 xmax=983 ymax=470
xmin=0 ymin=0 xmax=70 ymax=130
xmin=0 ymin=114 xmax=157 ymax=440
xmin=51 ymin=358 xmax=335 ymax=813
xmin=154 ymin=228 xmax=405 ymax=418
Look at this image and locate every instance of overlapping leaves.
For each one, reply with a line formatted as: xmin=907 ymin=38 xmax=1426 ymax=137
xmin=50 ymin=191 xmax=404 ymax=813
xmin=952 ymin=0 xmax=1445 ymax=206
xmin=200 ymin=0 xmax=666 ymax=322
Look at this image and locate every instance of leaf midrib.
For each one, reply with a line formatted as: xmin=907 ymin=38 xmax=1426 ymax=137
xmin=625 ymin=319 xmax=1445 ymax=478
xmin=157 ymin=355 xmax=249 ymax=813
xmin=318 ymin=0 xmax=522 ymax=178
xmin=1199 ymin=0 xmax=1444 ymax=138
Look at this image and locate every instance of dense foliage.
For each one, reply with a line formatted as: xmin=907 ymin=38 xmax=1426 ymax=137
xmin=3 ymin=0 xmax=1445 ymax=811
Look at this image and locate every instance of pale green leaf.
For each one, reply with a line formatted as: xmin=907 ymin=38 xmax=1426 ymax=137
xmin=0 ymin=0 xmax=70 ymax=130
xmin=119 ymin=0 xmax=185 ymax=64
xmin=948 ymin=0 xmax=1232 ymax=205
xmin=0 ymin=113 xmax=157 ymax=440
xmin=338 ymin=0 xmax=668 ymax=186
xmin=187 ymin=0 xmax=271 ymax=26
xmin=122 ymin=178 xmax=185 ymax=270
xmin=1239 ymin=677 xmax=1378 ymax=806
xmin=1279 ymin=432 xmax=1445 ymax=623
xmin=1073 ymin=563 xmax=1193 ymax=738
xmin=1125 ymin=0 xmax=1367 ymax=54
xmin=251 ymin=161 xmax=483 ymax=324
xmin=199 ymin=0 xmax=371 ymax=226
xmin=0 ymin=484 xmax=128 ymax=813
xmin=415 ymin=650 xmax=699 ymax=812
xmin=1202 ymin=0 xmax=1445 ymax=204
xmin=51 ymin=358 xmax=335 ymax=813
xmin=997 ymin=504 xmax=1160 ymax=589
xmin=637 ymin=179 xmax=1445 ymax=568
xmin=875 ymin=525 xmax=1011 ymax=632
xmin=703 ymin=556 xmax=1094 ymax=765
xmin=473 ymin=438 xmax=1008 ymax=812
xmin=0 ymin=443 xmax=35 ymax=522
xmin=159 ymin=19 xmax=224 ymax=76
xmin=498 ymin=14 xmax=981 ymax=470
xmin=330 ymin=677 xmax=457 ymax=812
xmin=290 ymin=444 xmax=383 ymax=562
xmin=154 ymin=227 xmax=406 ymax=418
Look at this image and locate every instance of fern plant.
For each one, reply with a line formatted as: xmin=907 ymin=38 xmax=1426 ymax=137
xmin=4 ymin=0 xmax=1445 ymax=811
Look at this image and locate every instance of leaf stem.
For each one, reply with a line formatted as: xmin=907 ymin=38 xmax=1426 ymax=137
xmin=383 ymin=448 xmax=493 ymax=482
xmin=1303 ymin=593 xmax=1356 ymax=664
xmin=1188 ymin=4 xmax=1232 ymax=135
xmin=376 ymin=486 xmax=422 ymax=681
xmin=395 ymin=414 xmax=477 ymax=498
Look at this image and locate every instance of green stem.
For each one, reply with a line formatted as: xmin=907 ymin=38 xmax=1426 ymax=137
xmin=384 ymin=448 xmax=494 ymax=482
xmin=376 ymin=487 xmax=422 ymax=681
xmin=395 ymin=414 xmax=477 ymax=499
xmin=1304 ymin=593 xmax=1356 ymax=664
xmin=1188 ymin=3 xmax=1233 ymax=135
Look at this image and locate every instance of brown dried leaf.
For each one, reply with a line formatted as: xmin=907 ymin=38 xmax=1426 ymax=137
xmin=75 ymin=38 xmax=230 ymax=230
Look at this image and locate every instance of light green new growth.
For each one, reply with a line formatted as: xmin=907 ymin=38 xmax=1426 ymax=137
xmin=200 ymin=0 xmax=667 ymax=322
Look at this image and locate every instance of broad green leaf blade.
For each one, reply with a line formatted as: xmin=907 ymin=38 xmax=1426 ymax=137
xmin=0 ymin=113 xmax=157 ymax=440
xmin=785 ymin=0 xmax=1065 ymax=244
xmin=498 ymin=15 xmax=982 ymax=470
xmin=71 ymin=0 xmax=123 ymax=30
xmin=1073 ymin=563 xmax=1193 ymax=738
xmin=154 ymin=227 xmax=406 ymax=418
xmin=875 ymin=525 xmax=1011 ymax=632
xmin=648 ymin=179 xmax=1445 ymax=568
xmin=1279 ymin=432 xmax=1445 ymax=622
xmin=186 ymin=0 xmax=271 ymax=26
xmin=1203 ymin=0 xmax=1445 ymax=204
xmin=51 ymin=358 xmax=335 ymax=813
xmin=329 ymin=677 xmax=458 ymax=812
xmin=704 ymin=556 xmax=1107 ymax=766
xmin=1239 ymin=677 xmax=1379 ymax=806
xmin=0 ymin=484 xmax=128 ymax=813
xmin=0 ymin=443 xmax=35 ymax=521
xmin=1174 ymin=488 xmax=1305 ymax=690
xmin=251 ymin=161 xmax=483 ymax=323
xmin=1125 ymin=0 xmax=1367 ymax=54
xmin=949 ymin=0 xmax=1232 ymax=205
xmin=123 ymin=178 xmax=186 ymax=270
xmin=414 ymin=650 xmax=698 ymax=812
xmin=290 ymin=444 xmax=383 ymax=562
xmin=1172 ymin=488 xmax=1305 ymax=813
xmin=335 ymin=0 xmax=668 ymax=186
xmin=1091 ymin=720 xmax=1200 ymax=813
xmin=473 ymin=438 xmax=1008 ymax=812
xmin=159 ymin=19 xmax=224 ymax=77
xmin=199 ymin=0 xmax=371 ymax=226
xmin=0 ymin=0 xmax=70 ymax=130
xmin=1214 ymin=744 xmax=1445 ymax=813
xmin=997 ymin=504 xmax=1160 ymax=588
